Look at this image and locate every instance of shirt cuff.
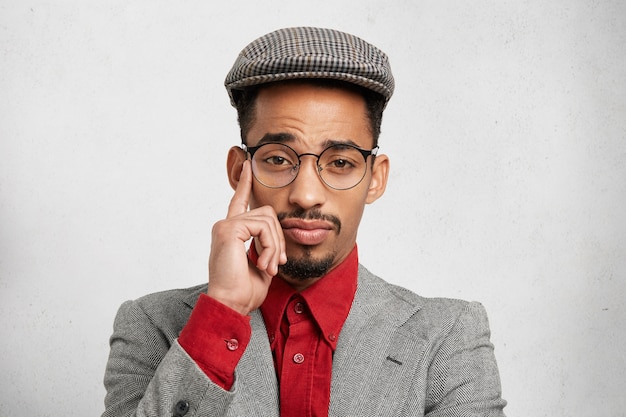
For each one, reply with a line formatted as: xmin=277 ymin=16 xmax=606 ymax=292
xmin=178 ymin=293 xmax=252 ymax=390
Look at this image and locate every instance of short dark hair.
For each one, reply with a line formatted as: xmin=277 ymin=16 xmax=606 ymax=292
xmin=233 ymin=79 xmax=386 ymax=147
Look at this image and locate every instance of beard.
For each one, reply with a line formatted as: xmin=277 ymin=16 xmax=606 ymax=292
xmin=276 ymin=208 xmax=341 ymax=281
xmin=278 ymin=250 xmax=336 ymax=280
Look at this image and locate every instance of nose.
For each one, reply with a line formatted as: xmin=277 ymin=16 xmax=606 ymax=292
xmin=287 ymin=155 xmax=327 ymax=209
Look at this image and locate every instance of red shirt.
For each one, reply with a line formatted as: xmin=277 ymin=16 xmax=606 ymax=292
xmin=179 ymin=244 xmax=358 ymax=416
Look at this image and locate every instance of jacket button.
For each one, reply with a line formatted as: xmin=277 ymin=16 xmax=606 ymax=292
xmin=173 ymin=400 xmax=190 ymax=416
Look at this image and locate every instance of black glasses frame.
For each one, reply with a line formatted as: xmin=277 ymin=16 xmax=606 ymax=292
xmin=242 ymin=142 xmax=378 ymax=190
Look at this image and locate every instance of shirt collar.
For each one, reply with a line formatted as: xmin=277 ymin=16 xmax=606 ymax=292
xmin=250 ymin=242 xmax=358 ymax=350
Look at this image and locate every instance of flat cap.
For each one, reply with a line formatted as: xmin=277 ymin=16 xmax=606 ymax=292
xmin=225 ymin=27 xmax=394 ymax=107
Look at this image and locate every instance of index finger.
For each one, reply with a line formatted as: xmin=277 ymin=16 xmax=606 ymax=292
xmin=227 ymin=160 xmax=253 ymax=218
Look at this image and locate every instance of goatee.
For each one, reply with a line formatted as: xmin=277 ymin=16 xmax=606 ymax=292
xmin=279 ymin=252 xmax=335 ymax=280
xmin=276 ymin=208 xmax=341 ymax=280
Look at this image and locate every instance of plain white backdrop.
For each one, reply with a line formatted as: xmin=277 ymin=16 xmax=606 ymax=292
xmin=1 ymin=1 xmax=625 ymax=415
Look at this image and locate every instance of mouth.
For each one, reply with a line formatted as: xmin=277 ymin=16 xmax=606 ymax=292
xmin=280 ymin=219 xmax=335 ymax=246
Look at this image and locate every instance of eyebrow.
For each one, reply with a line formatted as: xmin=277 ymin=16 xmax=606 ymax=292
xmin=257 ymin=133 xmax=296 ymax=145
xmin=255 ymin=133 xmax=362 ymax=149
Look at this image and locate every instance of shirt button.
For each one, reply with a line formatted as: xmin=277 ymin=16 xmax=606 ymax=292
xmin=329 ymin=334 xmax=337 ymax=342
xmin=294 ymin=302 xmax=305 ymax=314
xmin=293 ymin=353 xmax=305 ymax=364
xmin=225 ymin=338 xmax=239 ymax=351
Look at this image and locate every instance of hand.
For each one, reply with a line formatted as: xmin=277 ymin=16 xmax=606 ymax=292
xmin=207 ymin=160 xmax=287 ymax=315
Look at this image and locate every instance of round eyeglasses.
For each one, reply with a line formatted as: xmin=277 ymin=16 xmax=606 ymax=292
xmin=243 ymin=142 xmax=378 ymax=190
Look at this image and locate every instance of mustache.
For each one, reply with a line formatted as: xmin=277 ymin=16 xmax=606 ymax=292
xmin=277 ymin=208 xmax=342 ymax=233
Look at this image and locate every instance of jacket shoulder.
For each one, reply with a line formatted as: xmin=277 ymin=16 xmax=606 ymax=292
xmin=133 ymin=283 xmax=208 ymax=310
xmin=357 ymin=265 xmax=489 ymax=335
xmin=114 ymin=283 xmax=208 ymax=342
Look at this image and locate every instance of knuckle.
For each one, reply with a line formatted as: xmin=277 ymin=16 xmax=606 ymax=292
xmin=211 ymin=219 xmax=232 ymax=239
xmin=257 ymin=205 xmax=277 ymax=216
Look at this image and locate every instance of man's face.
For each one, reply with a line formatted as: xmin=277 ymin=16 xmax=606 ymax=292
xmin=237 ymin=82 xmax=389 ymax=288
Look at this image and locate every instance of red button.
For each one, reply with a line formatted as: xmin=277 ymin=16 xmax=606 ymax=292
xmin=225 ymin=338 xmax=239 ymax=351
xmin=293 ymin=353 xmax=305 ymax=364
xmin=294 ymin=302 xmax=305 ymax=314
xmin=329 ymin=334 xmax=337 ymax=342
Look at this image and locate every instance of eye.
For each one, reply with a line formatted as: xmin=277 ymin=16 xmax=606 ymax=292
xmin=328 ymin=158 xmax=354 ymax=169
xmin=255 ymin=146 xmax=297 ymax=169
xmin=265 ymin=155 xmax=290 ymax=166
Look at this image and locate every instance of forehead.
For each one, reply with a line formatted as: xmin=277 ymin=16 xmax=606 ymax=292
xmin=246 ymin=82 xmax=373 ymax=149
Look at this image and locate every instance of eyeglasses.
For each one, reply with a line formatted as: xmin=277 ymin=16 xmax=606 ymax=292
xmin=243 ymin=142 xmax=378 ymax=190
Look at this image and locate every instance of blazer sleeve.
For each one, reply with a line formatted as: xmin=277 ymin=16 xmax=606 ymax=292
xmin=423 ymin=302 xmax=507 ymax=417
xmin=102 ymin=299 xmax=238 ymax=417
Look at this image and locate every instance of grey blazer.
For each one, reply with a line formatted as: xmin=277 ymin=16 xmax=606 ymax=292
xmin=102 ymin=265 xmax=506 ymax=417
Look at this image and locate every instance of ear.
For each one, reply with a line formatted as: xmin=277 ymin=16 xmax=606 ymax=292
xmin=365 ymin=154 xmax=389 ymax=204
xmin=226 ymin=146 xmax=247 ymax=191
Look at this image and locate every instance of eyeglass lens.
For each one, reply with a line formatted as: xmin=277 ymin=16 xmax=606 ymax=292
xmin=249 ymin=143 xmax=371 ymax=190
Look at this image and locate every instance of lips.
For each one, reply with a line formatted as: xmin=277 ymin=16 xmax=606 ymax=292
xmin=280 ymin=219 xmax=334 ymax=246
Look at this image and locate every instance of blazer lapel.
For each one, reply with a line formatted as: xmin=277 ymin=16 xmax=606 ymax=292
xmin=179 ymin=270 xmax=423 ymax=416
xmin=329 ymin=266 xmax=424 ymax=416
xmin=232 ymin=310 xmax=280 ymax=417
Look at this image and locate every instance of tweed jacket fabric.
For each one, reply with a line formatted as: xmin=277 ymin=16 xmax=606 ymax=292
xmin=102 ymin=265 xmax=506 ymax=417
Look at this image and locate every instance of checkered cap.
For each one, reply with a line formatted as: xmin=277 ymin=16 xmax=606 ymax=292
xmin=224 ymin=27 xmax=394 ymax=107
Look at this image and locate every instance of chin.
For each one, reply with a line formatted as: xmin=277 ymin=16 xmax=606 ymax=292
xmin=279 ymin=251 xmax=336 ymax=281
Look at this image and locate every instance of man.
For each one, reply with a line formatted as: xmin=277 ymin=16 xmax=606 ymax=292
xmin=102 ymin=27 xmax=506 ymax=417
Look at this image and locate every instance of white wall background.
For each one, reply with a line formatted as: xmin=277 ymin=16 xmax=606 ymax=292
xmin=1 ymin=1 xmax=624 ymax=416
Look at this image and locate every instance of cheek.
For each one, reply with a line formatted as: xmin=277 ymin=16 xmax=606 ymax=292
xmin=338 ymin=194 xmax=368 ymax=235
xmin=249 ymin=185 xmax=284 ymax=210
